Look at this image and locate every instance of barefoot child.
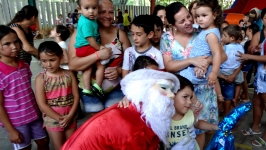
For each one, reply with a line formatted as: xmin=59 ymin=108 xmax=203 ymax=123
xmin=0 ymin=25 xmax=49 ymax=150
xmin=35 ymin=41 xmax=79 ymax=150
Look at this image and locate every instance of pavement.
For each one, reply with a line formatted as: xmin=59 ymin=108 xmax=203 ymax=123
xmin=0 ymin=36 xmax=266 ymax=150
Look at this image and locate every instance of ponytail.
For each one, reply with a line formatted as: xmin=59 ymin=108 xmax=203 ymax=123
xmin=7 ymin=5 xmax=38 ymax=26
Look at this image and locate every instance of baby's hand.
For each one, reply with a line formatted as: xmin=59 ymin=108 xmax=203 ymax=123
xmin=99 ymin=45 xmax=106 ymax=50
xmin=117 ymin=96 xmax=130 ymax=108
xmin=207 ymin=72 xmax=217 ymax=86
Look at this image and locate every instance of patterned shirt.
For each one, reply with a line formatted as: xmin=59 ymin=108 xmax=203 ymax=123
xmin=0 ymin=60 xmax=39 ymax=127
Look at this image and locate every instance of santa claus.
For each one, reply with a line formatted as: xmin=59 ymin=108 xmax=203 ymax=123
xmin=61 ymin=69 xmax=188 ymax=149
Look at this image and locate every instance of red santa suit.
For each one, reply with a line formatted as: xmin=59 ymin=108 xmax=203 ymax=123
xmin=61 ymin=104 xmax=159 ymax=150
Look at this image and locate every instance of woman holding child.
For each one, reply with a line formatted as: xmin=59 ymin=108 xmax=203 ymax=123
xmin=68 ymin=0 xmax=131 ymax=113
xmin=160 ymin=2 xmax=227 ymax=149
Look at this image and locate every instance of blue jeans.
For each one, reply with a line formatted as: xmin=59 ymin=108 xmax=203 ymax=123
xmin=219 ymin=79 xmax=235 ymax=100
xmin=79 ymin=86 xmax=124 ymax=112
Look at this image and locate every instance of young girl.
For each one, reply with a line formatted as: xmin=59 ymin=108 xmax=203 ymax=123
xmin=35 ymin=41 xmax=79 ymax=150
xmin=0 ymin=25 xmax=49 ymax=150
xmin=167 ymin=75 xmax=218 ymax=150
xmin=50 ymin=25 xmax=70 ymax=70
xmin=180 ymin=0 xmax=223 ymax=87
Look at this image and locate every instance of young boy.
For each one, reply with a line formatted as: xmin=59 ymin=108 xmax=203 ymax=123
xmin=218 ymin=25 xmax=245 ymax=115
xmin=75 ymin=0 xmax=106 ymax=98
xmin=151 ymin=16 xmax=164 ymax=50
xmin=122 ymin=15 xmax=165 ymax=78
xmin=50 ymin=25 xmax=70 ymax=70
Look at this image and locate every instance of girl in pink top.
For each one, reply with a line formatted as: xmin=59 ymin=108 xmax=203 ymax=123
xmin=35 ymin=41 xmax=79 ymax=150
xmin=0 ymin=25 xmax=49 ymax=150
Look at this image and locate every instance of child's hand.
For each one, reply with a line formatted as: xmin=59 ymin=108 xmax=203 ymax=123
xmin=194 ymin=67 xmax=206 ymax=78
xmin=97 ymin=47 xmax=112 ymax=60
xmin=8 ymin=128 xmax=23 ymax=143
xmin=99 ymin=45 xmax=106 ymax=50
xmin=207 ymin=72 xmax=217 ymax=86
xmin=117 ymin=96 xmax=130 ymax=108
xmin=59 ymin=115 xmax=72 ymax=128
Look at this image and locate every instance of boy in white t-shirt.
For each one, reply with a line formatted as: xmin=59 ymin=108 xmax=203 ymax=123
xmin=122 ymin=15 xmax=165 ymax=78
xmin=50 ymin=25 xmax=70 ymax=69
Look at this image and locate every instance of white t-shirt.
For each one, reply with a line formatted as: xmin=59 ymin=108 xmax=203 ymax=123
xmin=122 ymin=46 xmax=165 ymax=71
xmin=66 ymin=17 xmax=73 ymax=25
xmin=58 ymin=41 xmax=69 ymax=70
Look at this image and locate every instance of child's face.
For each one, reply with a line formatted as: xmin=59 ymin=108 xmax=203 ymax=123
xmin=0 ymin=33 xmax=20 ymax=58
xmin=151 ymin=25 xmax=163 ymax=45
xmin=174 ymin=86 xmax=193 ymax=115
xmin=195 ymin=6 xmax=215 ymax=29
xmin=157 ymin=9 xmax=167 ymax=26
xmin=243 ymin=16 xmax=249 ymax=23
xmin=246 ymin=28 xmax=251 ymax=37
xmin=131 ymin=24 xmax=153 ymax=47
xmin=79 ymin=0 xmax=98 ymax=20
xmin=49 ymin=27 xmax=58 ymax=38
xmin=222 ymin=32 xmax=232 ymax=45
xmin=40 ymin=52 xmax=62 ymax=73
xmin=241 ymin=30 xmax=246 ymax=39
xmin=239 ymin=21 xmax=244 ymax=27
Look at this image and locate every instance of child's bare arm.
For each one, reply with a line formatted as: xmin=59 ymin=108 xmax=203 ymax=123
xmin=87 ymin=37 xmax=101 ymax=50
xmin=122 ymin=69 xmax=129 ymax=78
xmin=35 ymin=74 xmax=62 ymax=121
xmin=207 ymin=33 xmax=222 ymax=85
xmin=194 ymin=120 xmax=219 ymax=131
xmin=60 ymin=71 xmax=80 ymax=126
xmin=0 ymin=92 xmax=23 ymax=143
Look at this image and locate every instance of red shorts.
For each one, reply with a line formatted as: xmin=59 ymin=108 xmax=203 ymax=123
xmin=76 ymin=45 xmax=97 ymax=57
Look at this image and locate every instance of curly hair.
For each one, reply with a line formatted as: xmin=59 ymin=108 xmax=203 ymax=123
xmin=188 ymin=1 xmax=198 ymax=15
xmin=196 ymin=0 xmax=223 ymax=29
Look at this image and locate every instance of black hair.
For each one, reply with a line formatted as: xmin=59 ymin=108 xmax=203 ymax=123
xmin=153 ymin=16 xmax=163 ymax=30
xmin=74 ymin=9 xmax=78 ymax=12
xmin=152 ymin=5 xmax=165 ymax=16
xmin=196 ymin=0 xmax=223 ymax=29
xmin=7 ymin=5 xmax=38 ymax=26
xmin=261 ymin=8 xmax=266 ymax=19
xmin=188 ymin=1 xmax=198 ymax=15
xmin=0 ymin=25 xmax=19 ymax=41
xmin=55 ymin=25 xmax=70 ymax=41
xmin=175 ymin=74 xmax=194 ymax=92
xmin=132 ymin=56 xmax=158 ymax=71
xmin=38 ymin=41 xmax=63 ymax=59
xmin=131 ymin=15 xmax=154 ymax=35
xmin=223 ymin=25 xmax=242 ymax=41
xmin=239 ymin=19 xmax=244 ymax=24
xmin=247 ymin=24 xmax=260 ymax=35
xmin=68 ymin=13 xmax=71 ymax=17
xmin=165 ymin=2 xmax=186 ymax=25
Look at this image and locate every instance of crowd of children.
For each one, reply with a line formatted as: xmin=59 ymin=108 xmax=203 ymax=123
xmin=1 ymin=0 xmax=266 ymax=149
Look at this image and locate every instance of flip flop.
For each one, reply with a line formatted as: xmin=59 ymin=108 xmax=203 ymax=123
xmin=252 ymin=137 xmax=266 ymax=147
xmin=241 ymin=128 xmax=261 ymax=136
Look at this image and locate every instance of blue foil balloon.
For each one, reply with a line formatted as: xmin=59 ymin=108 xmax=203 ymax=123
xmin=206 ymin=102 xmax=252 ymax=150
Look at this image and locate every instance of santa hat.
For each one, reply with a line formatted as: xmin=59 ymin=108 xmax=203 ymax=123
xmin=121 ymin=69 xmax=180 ymax=94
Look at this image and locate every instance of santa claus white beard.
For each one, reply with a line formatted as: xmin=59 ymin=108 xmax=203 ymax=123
xmin=134 ymin=88 xmax=175 ymax=144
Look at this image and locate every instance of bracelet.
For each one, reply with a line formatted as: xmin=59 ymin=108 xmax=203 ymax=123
xmin=95 ymin=52 xmax=100 ymax=60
